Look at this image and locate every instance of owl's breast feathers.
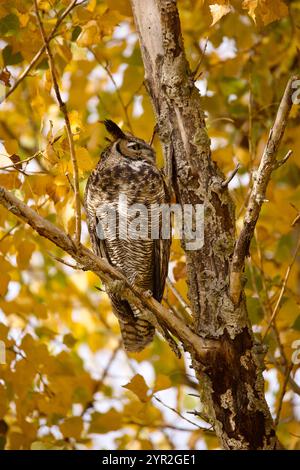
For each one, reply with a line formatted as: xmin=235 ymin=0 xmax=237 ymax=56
xmin=84 ymin=141 xmax=171 ymax=352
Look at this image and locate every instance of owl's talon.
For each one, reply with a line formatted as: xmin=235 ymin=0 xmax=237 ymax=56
xmin=107 ymin=279 xmax=127 ymax=297
xmin=144 ymin=289 xmax=153 ymax=298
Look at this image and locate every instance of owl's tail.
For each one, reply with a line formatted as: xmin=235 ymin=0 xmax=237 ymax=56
xmin=119 ymin=317 xmax=155 ymax=352
xmin=111 ymin=296 xmax=155 ymax=352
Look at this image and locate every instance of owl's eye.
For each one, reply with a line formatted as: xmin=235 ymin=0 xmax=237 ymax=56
xmin=127 ymin=142 xmax=140 ymax=151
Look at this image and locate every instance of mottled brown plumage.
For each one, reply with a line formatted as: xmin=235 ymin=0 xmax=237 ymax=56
xmin=84 ymin=120 xmax=171 ymax=352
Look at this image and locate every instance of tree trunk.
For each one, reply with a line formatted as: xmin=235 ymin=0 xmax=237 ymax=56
xmin=130 ymin=0 xmax=276 ymax=449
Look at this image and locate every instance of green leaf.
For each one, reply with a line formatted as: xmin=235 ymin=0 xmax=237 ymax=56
xmin=0 ymin=14 xmax=20 ymax=37
xmin=72 ymin=25 xmax=82 ymax=41
xmin=246 ymin=296 xmax=264 ymax=324
xmin=36 ymin=58 xmax=49 ymax=70
xmin=3 ymin=45 xmax=23 ymax=66
xmin=292 ymin=315 xmax=300 ymax=331
xmin=219 ymin=77 xmax=247 ymax=97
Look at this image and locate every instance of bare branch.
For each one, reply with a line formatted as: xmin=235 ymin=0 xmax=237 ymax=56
xmin=262 ymin=233 xmax=300 ymax=339
xmin=153 ymin=395 xmax=213 ymax=432
xmin=2 ymin=0 xmax=82 ymax=104
xmin=81 ymin=340 xmax=122 ymax=416
xmin=275 ymin=364 xmax=293 ymax=428
xmin=274 ymin=149 xmax=293 ymax=169
xmin=90 ymin=49 xmax=133 ymax=133
xmin=0 ymin=185 xmax=218 ymax=360
xmin=221 ymin=163 xmax=240 ymax=188
xmin=34 ymin=0 xmax=81 ymax=245
xmin=230 ymin=76 xmax=299 ymax=304
xmin=166 ymin=277 xmax=193 ymax=317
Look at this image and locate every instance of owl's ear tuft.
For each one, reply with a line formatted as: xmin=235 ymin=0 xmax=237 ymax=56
xmin=101 ymin=120 xmax=126 ymax=140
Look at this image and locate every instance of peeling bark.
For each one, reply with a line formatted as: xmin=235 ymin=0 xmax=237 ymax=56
xmin=130 ymin=0 xmax=279 ymax=449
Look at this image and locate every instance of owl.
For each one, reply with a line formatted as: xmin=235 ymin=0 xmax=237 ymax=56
xmin=84 ymin=120 xmax=171 ymax=353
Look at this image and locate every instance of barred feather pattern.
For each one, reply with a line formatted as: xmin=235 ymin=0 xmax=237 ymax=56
xmin=84 ymin=132 xmax=170 ymax=352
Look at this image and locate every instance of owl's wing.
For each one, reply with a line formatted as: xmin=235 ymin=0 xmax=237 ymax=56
xmin=152 ymin=178 xmax=171 ymax=302
xmin=84 ymin=169 xmax=111 ymax=261
xmin=153 ymin=237 xmax=171 ymax=302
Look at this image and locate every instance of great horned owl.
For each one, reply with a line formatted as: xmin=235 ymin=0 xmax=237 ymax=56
xmin=84 ymin=120 xmax=171 ymax=353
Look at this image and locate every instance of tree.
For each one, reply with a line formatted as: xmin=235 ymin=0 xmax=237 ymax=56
xmin=0 ymin=0 xmax=299 ymax=450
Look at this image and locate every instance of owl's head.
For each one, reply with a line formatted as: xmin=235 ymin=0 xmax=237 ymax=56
xmin=103 ymin=119 xmax=155 ymax=162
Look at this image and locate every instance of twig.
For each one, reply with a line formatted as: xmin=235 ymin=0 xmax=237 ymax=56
xmin=81 ymin=340 xmax=121 ymax=416
xmin=230 ymin=76 xmax=299 ymax=304
xmin=252 ymin=233 xmax=299 ymax=396
xmin=166 ymin=277 xmax=193 ymax=317
xmin=221 ymin=163 xmax=240 ymax=188
xmin=274 ymin=363 xmax=293 ymax=427
xmin=268 ymin=356 xmax=300 ymax=396
xmin=0 ymin=151 xmax=43 ymax=171
xmin=149 ymin=124 xmax=158 ymax=146
xmin=192 ymin=38 xmax=208 ymax=81
xmin=273 ymin=149 xmax=293 ymax=169
xmin=292 ymin=214 xmax=300 ymax=227
xmin=153 ymin=395 xmax=213 ymax=433
xmin=48 ymin=253 xmax=80 ymax=270
xmin=290 ymin=204 xmax=300 ymax=227
xmin=126 ymin=421 xmax=198 ymax=433
xmin=2 ymin=0 xmax=82 ymax=104
xmin=34 ymin=0 xmax=81 ymax=245
xmin=262 ymin=234 xmax=300 ymax=339
xmin=90 ymin=49 xmax=133 ymax=133
xmin=0 ymin=222 xmax=19 ymax=243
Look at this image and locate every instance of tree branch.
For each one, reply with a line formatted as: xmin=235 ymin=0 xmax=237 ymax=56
xmin=34 ymin=0 xmax=81 ymax=245
xmin=230 ymin=76 xmax=298 ymax=304
xmin=0 ymin=185 xmax=217 ymax=361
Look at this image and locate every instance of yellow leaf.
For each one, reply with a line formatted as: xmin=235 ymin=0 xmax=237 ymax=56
xmin=18 ymin=13 xmax=29 ymax=27
xmin=0 ymin=173 xmax=22 ymax=190
xmin=0 ymin=273 xmax=10 ymax=296
xmin=60 ymin=417 xmax=83 ymax=439
xmin=89 ymin=409 xmax=122 ymax=433
xmin=16 ymin=241 xmax=35 ymax=269
xmin=153 ymin=374 xmax=172 ymax=392
xmin=243 ymin=0 xmax=288 ymax=25
xmin=77 ymin=20 xmax=99 ymax=47
xmin=209 ymin=3 xmax=232 ymax=26
xmin=123 ymin=374 xmax=150 ymax=402
xmin=69 ymin=110 xmax=82 ymax=136
xmin=86 ymin=0 xmax=97 ymax=11
xmin=77 ymin=147 xmax=94 ymax=174
xmin=44 ymin=142 xmax=59 ymax=166
xmin=4 ymin=139 xmax=18 ymax=155
xmin=107 ymin=0 xmax=132 ymax=16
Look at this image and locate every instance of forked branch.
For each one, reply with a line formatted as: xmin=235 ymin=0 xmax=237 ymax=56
xmin=230 ymin=76 xmax=299 ymax=304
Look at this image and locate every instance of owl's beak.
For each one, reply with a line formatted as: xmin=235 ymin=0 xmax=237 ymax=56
xmin=100 ymin=119 xmax=126 ymax=140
